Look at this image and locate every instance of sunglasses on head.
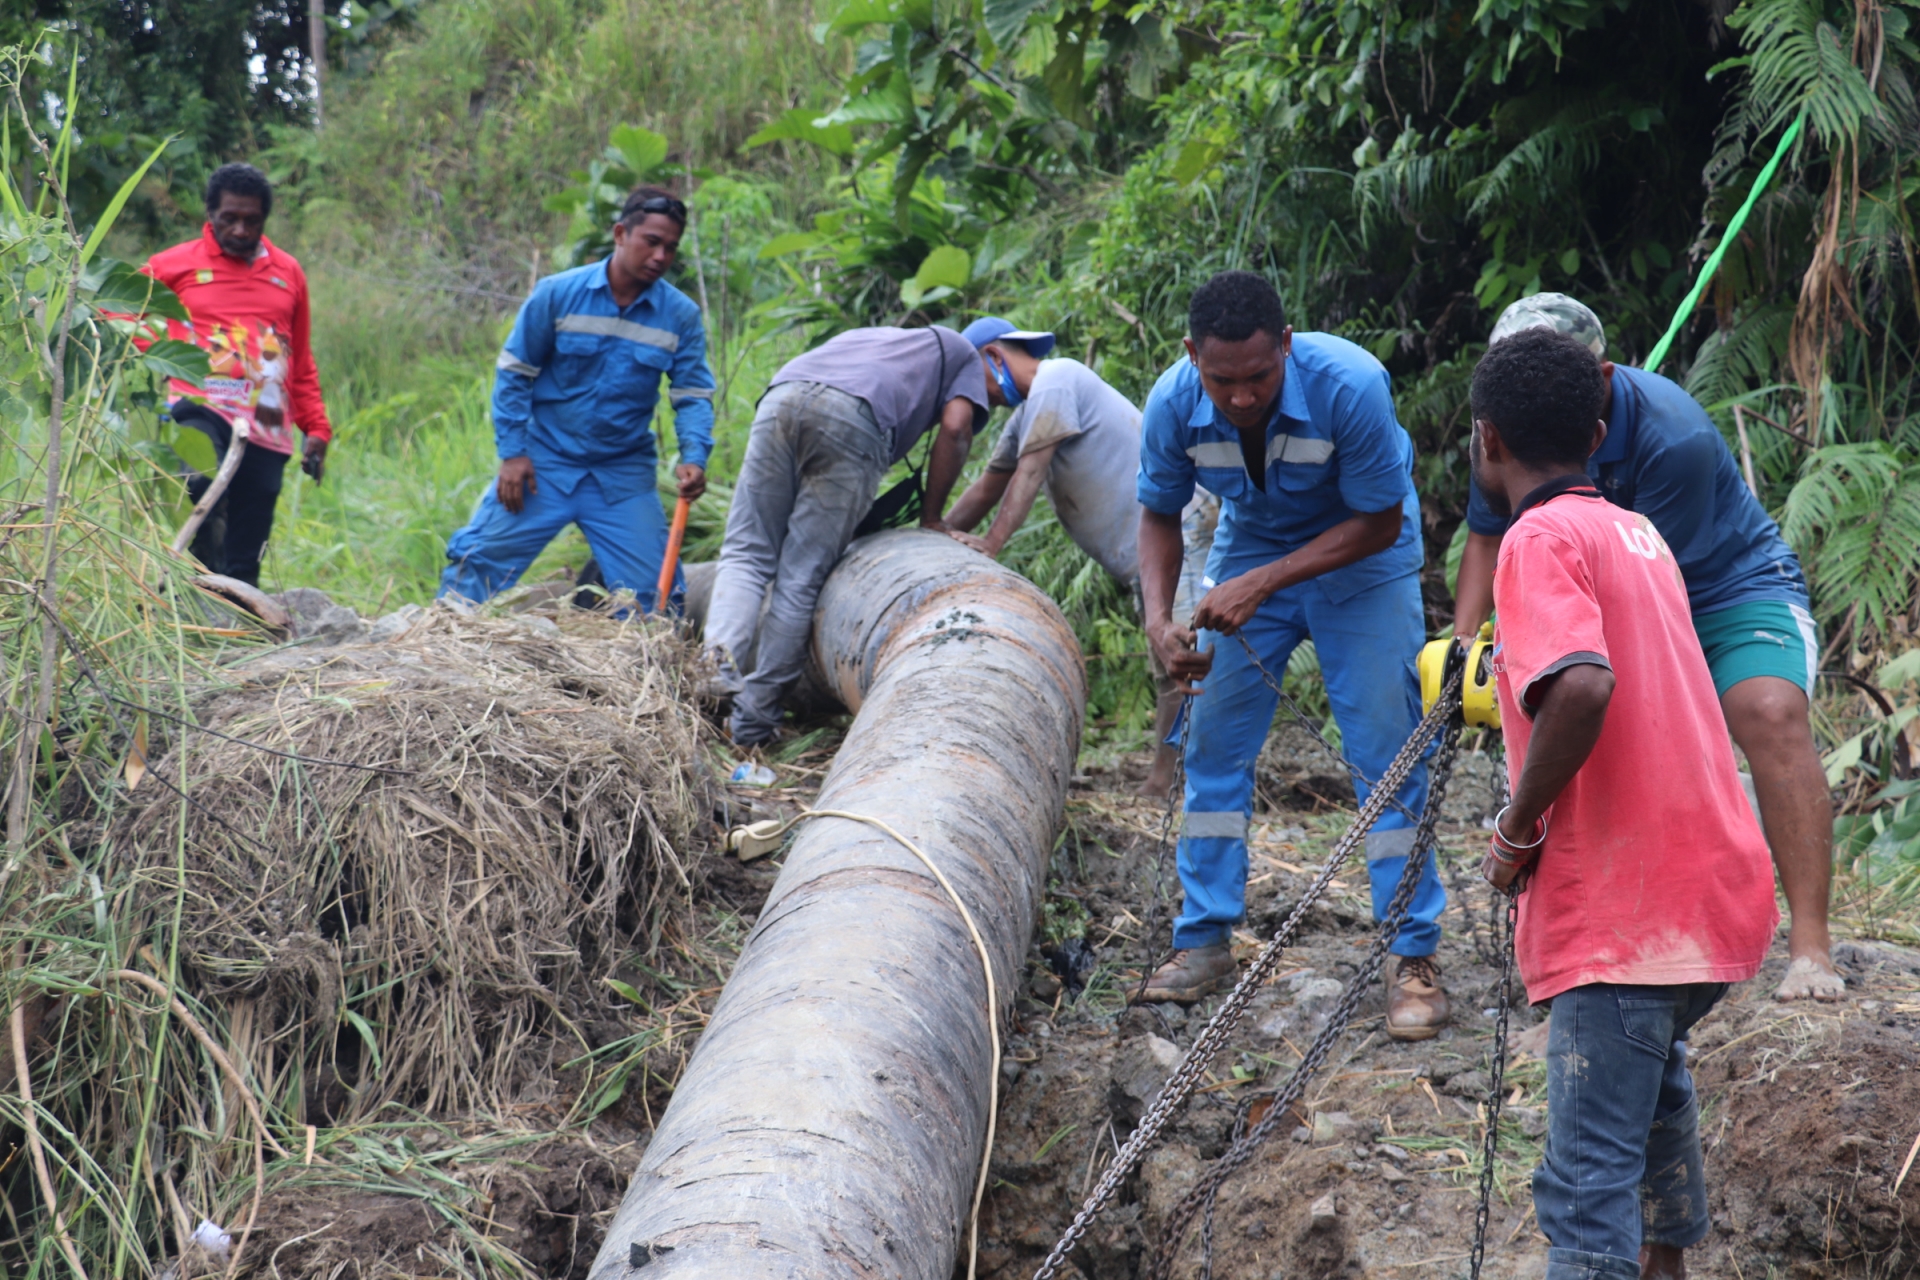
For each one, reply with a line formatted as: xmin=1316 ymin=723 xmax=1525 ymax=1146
xmin=628 ymin=194 xmax=687 ymax=223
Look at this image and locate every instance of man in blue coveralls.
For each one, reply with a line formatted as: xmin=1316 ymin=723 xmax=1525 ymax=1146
xmin=1136 ymin=271 xmax=1450 ymax=1039
xmin=1454 ymin=293 xmax=1843 ymax=1003
xmin=440 ymin=186 xmax=715 ymax=609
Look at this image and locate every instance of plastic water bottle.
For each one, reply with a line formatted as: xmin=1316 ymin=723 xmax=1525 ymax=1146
xmin=730 ymin=762 xmax=777 ymax=787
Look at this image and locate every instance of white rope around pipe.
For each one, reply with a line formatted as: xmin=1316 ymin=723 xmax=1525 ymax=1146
xmin=731 ymin=808 xmax=1001 ymax=1280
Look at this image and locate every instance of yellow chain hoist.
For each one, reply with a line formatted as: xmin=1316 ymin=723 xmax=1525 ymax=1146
xmin=1419 ymin=620 xmax=1500 ymax=729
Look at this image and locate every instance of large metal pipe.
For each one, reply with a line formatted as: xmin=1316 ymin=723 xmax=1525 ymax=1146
xmin=590 ymin=529 xmax=1086 ymax=1279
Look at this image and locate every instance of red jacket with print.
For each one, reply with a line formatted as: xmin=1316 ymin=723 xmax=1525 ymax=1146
xmin=139 ymin=225 xmax=330 ymax=454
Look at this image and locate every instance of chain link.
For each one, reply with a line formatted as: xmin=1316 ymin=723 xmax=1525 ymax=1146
xmin=1234 ymin=633 xmax=1426 ymax=827
xmin=1469 ymin=889 xmax=1521 ymax=1279
xmin=1026 ymin=671 xmax=1462 ymax=1280
xmin=1133 ymin=697 xmax=1193 ymax=1005
xmin=1154 ymin=725 xmax=1464 ymax=1279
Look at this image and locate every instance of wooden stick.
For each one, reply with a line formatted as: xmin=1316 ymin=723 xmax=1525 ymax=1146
xmin=1732 ymin=405 xmax=1760 ymax=496
xmin=11 ymin=962 xmax=89 ymax=1280
xmin=171 ymin=427 xmax=248 ymax=555
xmin=1895 ymin=1124 xmax=1920 ymax=1194
xmin=654 ymin=496 xmax=690 ymax=614
xmin=107 ymin=969 xmax=291 ymax=1159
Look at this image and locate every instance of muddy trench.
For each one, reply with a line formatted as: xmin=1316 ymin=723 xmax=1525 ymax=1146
xmin=226 ymin=724 xmax=1920 ymax=1279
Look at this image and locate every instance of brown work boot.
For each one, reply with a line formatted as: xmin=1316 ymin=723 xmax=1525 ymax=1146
xmin=1139 ymin=946 xmax=1237 ymax=1004
xmin=1386 ymin=955 xmax=1450 ymax=1041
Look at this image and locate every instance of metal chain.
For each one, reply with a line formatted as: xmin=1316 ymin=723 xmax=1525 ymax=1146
xmin=1156 ymin=725 xmax=1464 ymax=1280
xmin=1469 ymin=889 xmax=1521 ymax=1279
xmin=1235 ymin=633 xmax=1425 ymax=827
xmin=1027 ymin=672 xmax=1462 ymax=1280
xmin=1133 ymin=697 xmax=1193 ymax=1005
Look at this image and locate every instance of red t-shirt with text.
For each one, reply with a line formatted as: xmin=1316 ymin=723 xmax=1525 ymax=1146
xmin=1493 ymin=490 xmax=1776 ymax=1003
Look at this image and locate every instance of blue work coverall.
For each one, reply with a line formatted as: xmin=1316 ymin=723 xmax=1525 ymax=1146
xmin=1137 ymin=333 xmax=1444 ymax=956
xmin=440 ymin=260 xmax=715 ymax=610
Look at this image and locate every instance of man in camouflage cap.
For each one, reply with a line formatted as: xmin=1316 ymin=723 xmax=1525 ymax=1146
xmin=1488 ymin=291 xmax=1606 ymax=355
xmin=1454 ymin=292 xmax=1842 ymax=1002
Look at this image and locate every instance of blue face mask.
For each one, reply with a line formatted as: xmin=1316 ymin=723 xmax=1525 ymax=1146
xmin=989 ymin=353 xmax=1023 ymax=408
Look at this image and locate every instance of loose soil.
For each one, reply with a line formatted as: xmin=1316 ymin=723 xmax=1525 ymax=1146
xmin=218 ymin=721 xmax=1920 ymax=1279
xmin=974 ymin=734 xmax=1920 ymax=1280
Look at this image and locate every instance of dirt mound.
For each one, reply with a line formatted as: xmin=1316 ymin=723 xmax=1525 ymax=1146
xmin=229 ymin=1136 xmax=636 ymax=1280
xmin=974 ymin=775 xmax=1920 ymax=1280
xmin=116 ymin=604 xmax=717 ymax=1118
xmin=1701 ymin=953 xmax=1920 ymax=1276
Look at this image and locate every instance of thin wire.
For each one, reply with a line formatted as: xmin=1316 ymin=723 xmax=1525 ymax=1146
xmin=91 ymin=689 xmax=414 ymax=775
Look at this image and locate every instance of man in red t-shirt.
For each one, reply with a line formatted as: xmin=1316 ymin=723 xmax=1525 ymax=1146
xmin=140 ymin=163 xmax=330 ymax=586
xmin=1471 ymin=328 xmax=1776 ymax=1280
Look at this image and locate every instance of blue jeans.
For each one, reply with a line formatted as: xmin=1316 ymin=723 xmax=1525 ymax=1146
xmin=1173 ymin=569 xmax=1442 ymax=954
xmin=1537 ymin=982 xmax=1726 ymax=1279
xmin=439 ymin=470 xmax=682 ymax=611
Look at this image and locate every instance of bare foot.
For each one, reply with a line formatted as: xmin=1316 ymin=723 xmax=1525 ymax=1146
xmin=1139 ymin=746 xmax=1178 ymax=799
xmin=1509 ymin=1016 xmax=1551 ymax=1058
xmin=1773 ymin=953 xmax=1846 ymax=1002
xmin=1640 ymin=1242 xmax=1685 ymax=1278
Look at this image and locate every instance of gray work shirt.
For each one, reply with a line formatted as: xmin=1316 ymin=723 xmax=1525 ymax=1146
xmin=770 ymin=326 xmax=990 ymax=464
xmin=986 ymin=358 xmax=1143 ymax=585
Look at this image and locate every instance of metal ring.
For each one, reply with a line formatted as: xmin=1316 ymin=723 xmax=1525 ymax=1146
xmin=1491 ymin=803 xmax=1549 ymax=851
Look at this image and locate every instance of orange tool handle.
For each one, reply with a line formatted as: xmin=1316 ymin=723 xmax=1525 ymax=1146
xmin=655 ymin=496 xmax=691 ymax=614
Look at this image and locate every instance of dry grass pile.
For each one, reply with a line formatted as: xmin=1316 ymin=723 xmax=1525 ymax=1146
xmin=116 ymin=605 xmax=717 ymax=1121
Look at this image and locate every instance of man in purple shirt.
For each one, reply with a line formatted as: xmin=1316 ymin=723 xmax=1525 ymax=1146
xmin=706 ymin=326 xmax=989 ymax=745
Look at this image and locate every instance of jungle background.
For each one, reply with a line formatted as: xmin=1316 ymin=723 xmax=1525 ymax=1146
xmin=1 ymin=0 xmax=1919 ymax=1274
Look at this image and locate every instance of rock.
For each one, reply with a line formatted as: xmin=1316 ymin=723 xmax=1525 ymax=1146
xmin=1030 ymin=969 xmax=1063 ymax=1001
xmin=1111 ymin=1035 xmax=1183 ymax=1117
xmin=1310 ymin=1110 xmax=1356 ymax=1144
xmin=1380 ymin=1164 xmax=1409 ymax=1184
xmin=272 ymin=587 xmax=367 ymax=645
xmin=1441 ymin=1068 xmax=1492 ymax=1099
xmin=1507 ymin=1105 xmax=1547 ymax=1138
xmin=366 ymin=603 xmax=426 ymax=641
xmin=1307 ymin=1193 xmax=1341 ymax=1230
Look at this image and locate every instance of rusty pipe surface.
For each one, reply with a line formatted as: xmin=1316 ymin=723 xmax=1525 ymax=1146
xmin=590 ymin=529 xmax=1086 ymax=1279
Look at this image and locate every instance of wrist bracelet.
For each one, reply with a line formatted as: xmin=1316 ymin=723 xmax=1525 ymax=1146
xmin=1491 ymin=804 xmax=1549 ymax=852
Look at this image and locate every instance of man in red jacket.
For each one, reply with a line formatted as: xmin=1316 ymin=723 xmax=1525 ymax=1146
xmin=141 ymin=163 xmax=330 ymax=585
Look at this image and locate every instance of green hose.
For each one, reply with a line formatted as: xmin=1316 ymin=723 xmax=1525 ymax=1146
xmin=1643 ymin=111 xmax=1806 ymax=372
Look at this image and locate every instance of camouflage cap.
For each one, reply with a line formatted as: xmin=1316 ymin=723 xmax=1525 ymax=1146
xmin=1489 ymin=292 xmax=1606 ymax=357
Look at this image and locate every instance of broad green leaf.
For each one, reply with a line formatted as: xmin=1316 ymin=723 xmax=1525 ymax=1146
xmin=609 ymin=125 xmax=669 ymax=176
xmin=1171 ymin=139 xmax=1224 ymax=185
xmin=744 ymin=107 xmax=856 ymax=157
xmin=826 ymin=0 xmax=906 ymax=34
xmin=1879 ymin=649 xmax=1920 ymax=689
xmin=141 ymin=339 xmax=212 ymax=382
xmin=1557 ymin=248 xmax=1580 ymax=275
xmin=169 ymin=424 xmax=219 ymax=477
xmin=1824 ymin=730 xmax=1865 ymax=787
xmin=758 ymin=231 xmax=824 ymax=259
xmin=88 ymin=259 xmax=189 ymax=321
xmin=913 ymin=243 xmax=971 ymax=290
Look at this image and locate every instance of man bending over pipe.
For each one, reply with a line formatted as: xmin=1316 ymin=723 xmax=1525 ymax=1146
xmin=440 ymin=186 xmax=713 ymax=611
xmin=943 ymin=315 xmax=1202 ymax=797
xmin=1136 ymin=271 xmax=1449 ymax=1039
xmin=1453 ymin=294 xmax=1841 ymax=1003
xmin=706 ymin=325 xmax=989 ymax=746
xmin=1473 ymin=327 xmax=1775 ymax=1280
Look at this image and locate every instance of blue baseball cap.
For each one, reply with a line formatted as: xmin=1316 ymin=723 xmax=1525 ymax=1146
xmin=962 ymin=316 xmax=1056 ymax=357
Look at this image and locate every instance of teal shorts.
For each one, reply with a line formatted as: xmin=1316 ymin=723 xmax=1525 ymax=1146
xmin=1691 ymin=599 xmax=1819 ymax=698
